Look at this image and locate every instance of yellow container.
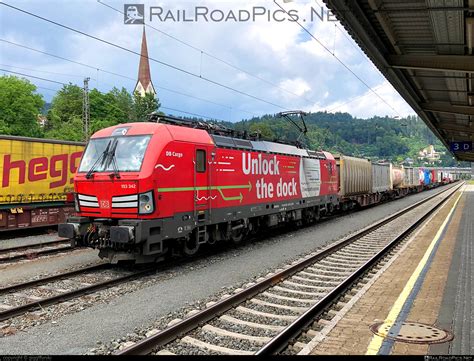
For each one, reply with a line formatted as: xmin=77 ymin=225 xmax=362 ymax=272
xmin=0 ymin=136 xmax=84 ymax=205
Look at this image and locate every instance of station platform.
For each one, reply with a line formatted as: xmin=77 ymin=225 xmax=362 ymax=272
xmin=306 ymin=183 xmax=473 ymax=355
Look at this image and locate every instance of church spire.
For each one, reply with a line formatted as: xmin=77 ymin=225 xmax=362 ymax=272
xmin=134 ymin=27 xmax=156 ymax=97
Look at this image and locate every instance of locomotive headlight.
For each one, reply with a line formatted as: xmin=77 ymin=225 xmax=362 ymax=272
xmin=138 ymin=191 xmax=154 ymax=215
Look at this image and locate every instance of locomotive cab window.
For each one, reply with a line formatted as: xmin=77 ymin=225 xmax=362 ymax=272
xmin=196 ymin=149 xmax=206 ymax=173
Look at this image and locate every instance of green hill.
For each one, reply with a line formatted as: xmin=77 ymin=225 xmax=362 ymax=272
xmin=229 ymin=112 xmax=467 ymax=167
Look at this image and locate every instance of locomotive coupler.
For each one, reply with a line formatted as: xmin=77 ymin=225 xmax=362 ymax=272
xmin=58 ymin=216 xmax=92 ymax=247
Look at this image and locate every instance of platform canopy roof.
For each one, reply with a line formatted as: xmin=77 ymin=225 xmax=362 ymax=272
xmin=323 ymin=0 xmax=474 ymax=162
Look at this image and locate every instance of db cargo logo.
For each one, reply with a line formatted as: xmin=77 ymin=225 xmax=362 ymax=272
xmin=1 ymin=153 xmax=83 ymax=189
xmin=100 ymin=200 xmax=110 ymax=209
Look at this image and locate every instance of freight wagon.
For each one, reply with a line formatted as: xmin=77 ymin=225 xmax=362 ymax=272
xmin=0 ymin=135 xmax=84 ymax=231
xmin=334 ymin=155 xmax=373 ymax=209
xmin=335 ymin=157 xmax=412 ymax=208
xmin=371 ymin=163 xmax=391 ymax=194
xmin=422 ymin=168 xmax=432 ymax=186
xmin=402 ymin=167 xmax=423 ymax=192
xmin=430 ymin=169 xmax=438 ymax=185
xmin=391 ymin=165 xmax=405 ymax=193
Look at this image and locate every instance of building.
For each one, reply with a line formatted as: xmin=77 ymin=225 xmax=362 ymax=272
xmin=418 ymin=145 xmax=443 ymax=164
xmin=134 ymin=27 xmax=156 ymax=97
xmin=37 ymin=114 xmax=47 ymax=127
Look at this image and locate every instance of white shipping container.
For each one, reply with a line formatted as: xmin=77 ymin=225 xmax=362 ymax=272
xmin=403 ymin=167 xmax=418 ymax=187
xmin=411 ymin=167 xmax=420 ymax=186
xmin=372 ymin=163 xmax=391 ymax=193
xmin=437 ymin=170 xmax=443 ymax=183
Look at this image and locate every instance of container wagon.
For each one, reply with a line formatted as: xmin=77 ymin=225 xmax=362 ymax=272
xmin=0 ymin=135 xmax=84 ymax=231
xmin=390 ymin=165 xmax=406 ymax=197
xmin=335 ymin=155 xmax=374 ymax=208
xmin=422 ymin=168 xmax=432 ymax=187
xmin=403 ymin=167 xmax=423 ymax=192
xmin=371 ymin=163 xmax=391 ymax=194
xmin=371 ymin=162 xmax=392 ymax=203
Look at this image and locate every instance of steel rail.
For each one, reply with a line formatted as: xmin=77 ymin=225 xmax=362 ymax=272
xmin=256 ymin=182 xmax=462 ymax=354
xmin=0 ymin=263 xmax=109 ymax=294
xmin=0 ymin=240 xmax=73 ymax=263
xmin=0 ymin=239 xmax=69 ymax=253
xmin=116 ymin=182 xmax=462 ymax=355
xmin=0 ymin=266 xmax=156 ymax=322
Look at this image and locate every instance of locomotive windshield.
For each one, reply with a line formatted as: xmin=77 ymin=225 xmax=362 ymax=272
xmin=78 ymin=135 xmax=151 ymax=173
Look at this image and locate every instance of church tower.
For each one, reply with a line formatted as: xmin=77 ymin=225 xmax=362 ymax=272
xmin=134 ymin=27 xmax=156 ymax=97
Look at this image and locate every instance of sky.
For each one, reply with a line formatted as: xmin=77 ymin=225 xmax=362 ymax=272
xmin=0 ymin=0 xmax=416 ymax=122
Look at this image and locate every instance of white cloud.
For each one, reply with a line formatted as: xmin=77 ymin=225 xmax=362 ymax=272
xmin=0 ymin=0 xmax=416 ymax=120
xmin=324 ymin=80 xmax=415 ymax=118
xmin=279 ymin=77 xmax=311 ymax=97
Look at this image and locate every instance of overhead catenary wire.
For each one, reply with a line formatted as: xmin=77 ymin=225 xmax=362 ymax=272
xmin=1 ymin=2 xmax=405 ymax=121
xmin=313 ymin=0 xmax=370 ymax=60
xmin=160 ymin=107 xmax=228 ymax=122
xmin=0 ymin=68 xmax=66 ymax=85
xmin=0 ymin=68 xmax=228 ymax=123
xmin=0 ymin=63 xmax=95 ymax=80
xmin=0 ymin=39 xmax=258 ymax=118
xmin=0 ymin=2 xmax=289 ymax=112
xmin=273 ymin=0 xmax=401 ymax=117
xmin=327 ymin=84 xmax=386 ymax=113
xmin=97 ymin=0 xmax=317 ymax=104
xmin=36 ymin=85 xmax=61 ymax=93
xmin=102 ymin=0 xmax=378 ymax=114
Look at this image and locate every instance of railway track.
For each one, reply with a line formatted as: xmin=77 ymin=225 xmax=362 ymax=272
xmin=0 ymin=239 xmax=73 ymax=264
xmin=116 ymin=182 xmax=463 ymax=355
xmin=0 ymin=263 xmax=156 ymax=322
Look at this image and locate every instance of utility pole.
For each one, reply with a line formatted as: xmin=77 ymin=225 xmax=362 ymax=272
xmin=82 ymin=77 xmax=90 ymax=141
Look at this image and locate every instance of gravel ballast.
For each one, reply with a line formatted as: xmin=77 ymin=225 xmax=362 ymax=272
xmin=0 ymin=187 xmax=449 ymax=354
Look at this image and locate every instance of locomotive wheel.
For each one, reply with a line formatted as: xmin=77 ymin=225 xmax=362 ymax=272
xmin=341 ymin=202 xmax=349 ymax=212
xmin=303 ymin=211 xmax=312 ymax=224
xmin=230 ymin=228 xmax=244 ymax=244
xmin=207 ymin=233 xmax=217 ymax=245
xmin=249 ymin=220 xmax=259 ymax=235
xmin=327 ymin=203 xmax=334 ymax=214
xmin=314 ymin=208 xmax=321 ymax=221
xmin=183 ymin=236 xmax=200 ymax=256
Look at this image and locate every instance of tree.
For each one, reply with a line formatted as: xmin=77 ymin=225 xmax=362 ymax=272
xmin=45 ymin=85 xmax=137 ymax=140
xmin=89 ymin=87 xmax=134 ymax=133
xmin=46 ymin=84 xmax=82 ymax=125
xmin=45 ymin=84 xmax=83 ymax=141
xmin=132 ymin=91 xmax=160 ymax=122
xmin=112 ymin=87 xmax=134 ymax=123
xmin=45 ymin=113 xmax=84 ymax=142
xmin=0 ymin=75 xmax=44 ymax=137
xmin=249 ymin=122 xmax=275 ymax=139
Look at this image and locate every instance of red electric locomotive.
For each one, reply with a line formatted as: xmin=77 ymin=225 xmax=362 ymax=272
xmin=59 ymin=114 xmax=339 ymax=263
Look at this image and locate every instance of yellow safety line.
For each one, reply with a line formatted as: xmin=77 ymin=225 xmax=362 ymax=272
xmin=366 ymin=187 xmax=464 ymax=355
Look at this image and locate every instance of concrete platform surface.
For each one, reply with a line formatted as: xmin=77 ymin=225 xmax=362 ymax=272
xmin=310 ymin=183 xmax=473 ymax=355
